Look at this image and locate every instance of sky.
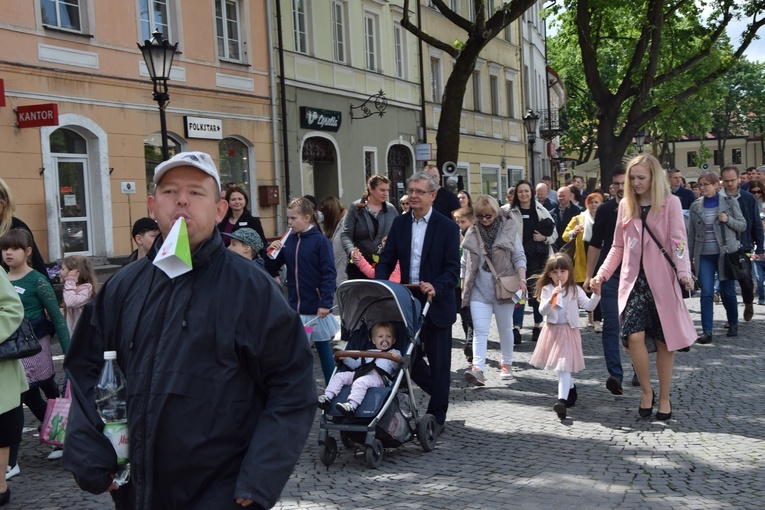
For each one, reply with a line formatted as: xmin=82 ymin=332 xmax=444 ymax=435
xmin=727 ymin=18 xmax=765 ymax=63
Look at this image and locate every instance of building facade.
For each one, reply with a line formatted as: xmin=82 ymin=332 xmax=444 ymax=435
xmin=0 ymin=0 xmax=276 ymax=261
xmin=421 ymin=0 xmax=550 ymax=204
xmin=276 ymin=0 xmax=421 ymax=209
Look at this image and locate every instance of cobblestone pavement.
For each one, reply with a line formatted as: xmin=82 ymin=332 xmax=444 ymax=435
xmin=7 ymin=297 xmax=765 ymax=509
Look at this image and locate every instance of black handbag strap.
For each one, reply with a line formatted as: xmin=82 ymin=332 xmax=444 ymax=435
xmin=640 ymin=211 xmax=683 ymax=286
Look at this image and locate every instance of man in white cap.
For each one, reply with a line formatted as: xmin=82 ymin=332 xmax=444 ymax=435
xmin=63 ymin=152 xmax=316 ymax=509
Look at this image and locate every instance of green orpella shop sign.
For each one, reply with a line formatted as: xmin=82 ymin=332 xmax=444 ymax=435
xmin=300 ymin=106 xmax=341 ymax=132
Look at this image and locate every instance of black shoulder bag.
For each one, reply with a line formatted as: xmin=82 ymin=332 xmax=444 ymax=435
xmin=719 ymin=208 xmax=751 ymax=281
xmin=0 ymin=317 xmax=42 ymax=360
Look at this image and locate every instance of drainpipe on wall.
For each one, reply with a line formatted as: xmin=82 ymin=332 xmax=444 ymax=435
xmin=274 ymin=0 xmax=292 ymax=209
xmin=266 ymin=0 xmax=282 ymax=231
xmin=416 ymin=0 xmax=427 ymax=154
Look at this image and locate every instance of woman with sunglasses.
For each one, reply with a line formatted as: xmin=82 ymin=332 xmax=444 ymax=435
xmin=461 ymin=195 xmax=527 ymax=385
xmin=749 ymin=180 xmax=765 ymax=305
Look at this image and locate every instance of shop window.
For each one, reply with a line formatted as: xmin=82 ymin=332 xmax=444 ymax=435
xmin=218 ymin=138 xmax=250 ymax=187
xmin=144 ymin=133 xmax=181 ymax=194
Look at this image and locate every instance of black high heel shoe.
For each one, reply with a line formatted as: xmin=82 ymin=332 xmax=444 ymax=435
xmin=638 ymin=390 xmax=656 ymax=418
xmin=656 ymin=403 xmax=672 ymax=421
xmin=0 ymin=487 xmax=11 ymax=506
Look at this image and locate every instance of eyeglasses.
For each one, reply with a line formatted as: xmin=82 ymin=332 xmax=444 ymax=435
xmin=400 ymin=201 xmax=409 ymax=205
xmin=406 ymin=188 xmax=432 ymax=196
xmin=475 ymin=214 xmax=494 ymax=220
xmin=698 ymin=182 xmax=714 ymax=187
xmin=751 ymin=189 xmax=763 ymax=195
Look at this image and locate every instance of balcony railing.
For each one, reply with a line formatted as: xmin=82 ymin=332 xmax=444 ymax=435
xmin=538 ymin=108 xmax=568 ymax=140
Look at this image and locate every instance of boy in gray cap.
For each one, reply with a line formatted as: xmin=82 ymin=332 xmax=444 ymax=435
xmin=223 ymin=227 xmax=264 ymax=264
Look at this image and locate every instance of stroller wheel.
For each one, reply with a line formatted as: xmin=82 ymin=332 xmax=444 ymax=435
xmin=340 ymin=431 xmax=356 ymax=449
xmin=319 ymin=436 xmax=338 ymax=467
xmin=418 ymin=414 xmax=438 ymax=452
xmin=364 ymin=439 xmax=383 ymax=469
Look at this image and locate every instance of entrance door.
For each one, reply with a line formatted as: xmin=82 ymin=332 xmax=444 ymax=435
xmin=57 ymin=158 xmax=93 ymax=255
xmin=387 ymin=145 xmax=410 ymax=211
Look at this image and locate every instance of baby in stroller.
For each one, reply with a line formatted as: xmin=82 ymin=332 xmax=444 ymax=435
xmin=318 ymin=321 xmax=402 ymax=416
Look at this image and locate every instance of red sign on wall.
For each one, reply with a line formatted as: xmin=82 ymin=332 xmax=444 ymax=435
xmin=16 ymin=103 xmax=58 ymax=128
xmin=0 ymin=80 xmax=5 ymax=107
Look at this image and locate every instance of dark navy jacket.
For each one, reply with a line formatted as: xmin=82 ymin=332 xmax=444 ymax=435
xmin=267 ymin=225 xmax=336 ymax=314
xmin=375 ymin=208 xmax=460 ymax=328
xmin=672 ymin=185 xmax=696 ymax=210
xmin=728 ymin=189 xmax=765 ymax=254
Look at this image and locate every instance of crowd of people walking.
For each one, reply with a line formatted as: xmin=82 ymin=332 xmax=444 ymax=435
xmin=0 ymin=151 xmax=764 ymax=508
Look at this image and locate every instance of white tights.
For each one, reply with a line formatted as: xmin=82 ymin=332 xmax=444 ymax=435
xmin=558 ymin=371 xmax=574 ymax=400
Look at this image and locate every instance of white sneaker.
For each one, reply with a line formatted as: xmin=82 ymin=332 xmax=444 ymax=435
xmin=47 ymin=448 xmax=63 ymax=460
xmin=500 ymin=365 xmax=514 ymax=381
xmin=5 ymin=464 xmax=20 ymax=480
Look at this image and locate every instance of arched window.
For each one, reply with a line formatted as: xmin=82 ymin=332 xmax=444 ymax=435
xmin=50 ymin=128 xmax=87 ymax=154
xmin=144 ymin=133 xmax=181 ymax=194
xmin=218 ymin=137 xmax=250 ymax=187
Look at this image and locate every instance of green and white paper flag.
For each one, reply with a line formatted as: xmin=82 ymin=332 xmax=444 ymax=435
xmin=153 ymin=217 xmax=192 ymax=278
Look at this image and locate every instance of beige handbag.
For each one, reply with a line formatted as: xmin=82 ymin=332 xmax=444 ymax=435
xmin=480 ymin=242 xmax=520 ymax=302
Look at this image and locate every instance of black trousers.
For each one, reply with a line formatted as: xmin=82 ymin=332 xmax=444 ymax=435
xmin=411 ymin=321 xmax=452 ymax=426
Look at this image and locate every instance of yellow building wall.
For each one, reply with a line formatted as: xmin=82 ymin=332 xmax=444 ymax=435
xmin=0 ymin=0 xmax=276 ymax=260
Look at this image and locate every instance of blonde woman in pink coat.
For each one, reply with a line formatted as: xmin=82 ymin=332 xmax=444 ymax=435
xmin=591 ymin=155 xmax=695 ymax=421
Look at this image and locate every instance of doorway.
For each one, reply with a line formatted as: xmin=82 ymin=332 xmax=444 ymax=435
xmin=387 ymin=145 xmax=411 ymax=211
xmin=302 ymin=136 xmax=338 ymax=200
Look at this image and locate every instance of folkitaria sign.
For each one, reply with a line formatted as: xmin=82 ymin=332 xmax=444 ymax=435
xmin=16 ymin=104 xmax=59 ymax=128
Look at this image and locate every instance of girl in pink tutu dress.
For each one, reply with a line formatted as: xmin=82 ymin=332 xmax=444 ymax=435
xmin=530 ymin=253 xmax=600 ymax=420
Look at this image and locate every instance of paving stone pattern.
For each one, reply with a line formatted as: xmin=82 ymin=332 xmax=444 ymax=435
xmin=8 ymin=298 xmax=765 ymax=509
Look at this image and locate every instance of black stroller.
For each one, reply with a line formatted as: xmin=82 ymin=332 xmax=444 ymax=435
xmin=318 ymin=280 xmax=439 ymax=468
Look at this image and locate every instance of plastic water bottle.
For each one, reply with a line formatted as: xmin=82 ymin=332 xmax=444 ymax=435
xmin=95 ymin=351 xmax=130 ymax=486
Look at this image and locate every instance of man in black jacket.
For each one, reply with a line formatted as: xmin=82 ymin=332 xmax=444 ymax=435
xmin=425 ymin=164 xmax=461 ymax=219
xmin=551 ymin=186 xmax=583 ymax=250
xmin=721 ymin=165 xmax=764 ymax=322
xmin=63 ymin=152 xmax=316 ymax=510
xmin=584 ymin=165 xmax=628 ymax=395
xmin=669 ymin=169 xmax=696 ymax=210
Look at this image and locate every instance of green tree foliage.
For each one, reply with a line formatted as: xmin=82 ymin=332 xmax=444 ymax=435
xmin=401 ymin=0 xmax=538 ymax=169
xmin=547 ymin=0 xmax=765 ymax=185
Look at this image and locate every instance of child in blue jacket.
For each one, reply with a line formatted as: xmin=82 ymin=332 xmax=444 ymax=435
xmin=267 ymin=197 xmax=337 ymax=383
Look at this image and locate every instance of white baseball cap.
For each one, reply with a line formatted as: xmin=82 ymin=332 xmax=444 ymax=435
xmin=153 ymin=151 xmax=221 ymax=190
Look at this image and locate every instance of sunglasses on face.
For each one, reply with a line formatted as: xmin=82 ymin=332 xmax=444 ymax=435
xmin=751 ymin=189 xmax=763 ymax=195
xmin=475 ymin=214 xmax=494 ymax=220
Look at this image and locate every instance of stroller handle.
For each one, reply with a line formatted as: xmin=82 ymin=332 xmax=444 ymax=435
xmin=334 ymin=350 xmax=403 ymax=364
xmin=402 ymin=284 xmax=434 ymax=303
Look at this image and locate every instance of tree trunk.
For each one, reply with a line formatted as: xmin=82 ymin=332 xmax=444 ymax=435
xmin=595 ymin=114 xmax=632 ymax=188
xmin=435 ymin=47 xmax=481 ymax=170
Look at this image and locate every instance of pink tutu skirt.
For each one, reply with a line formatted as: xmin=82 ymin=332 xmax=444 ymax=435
xmin=529 ymin=323 xmax=585 ymax=373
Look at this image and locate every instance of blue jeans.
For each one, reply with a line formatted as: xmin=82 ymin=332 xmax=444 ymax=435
xmin=699 ymin=254 xmax=738 ymax=332
xmin=753 ymin=259 xmax=765 ymax=302
xmin=601 ymin=275 xmax=623 ymax=382
xmin=512 ymin=296 xmax=542 ymax=328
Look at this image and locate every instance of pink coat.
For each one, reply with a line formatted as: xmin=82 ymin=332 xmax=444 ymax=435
xmin=62 ymin=278 xmax=93 ymax=335
xmin=596 ymin=196 xmax=696 ymax=351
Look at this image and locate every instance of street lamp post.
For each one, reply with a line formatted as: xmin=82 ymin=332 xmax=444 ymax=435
xmin=138 ymin=30 xmax=178 ymax=162
xmin=635 ymin=131 xmax=646 ymax=154
xmin=523 ymin=109 xmax=540 ymax=183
